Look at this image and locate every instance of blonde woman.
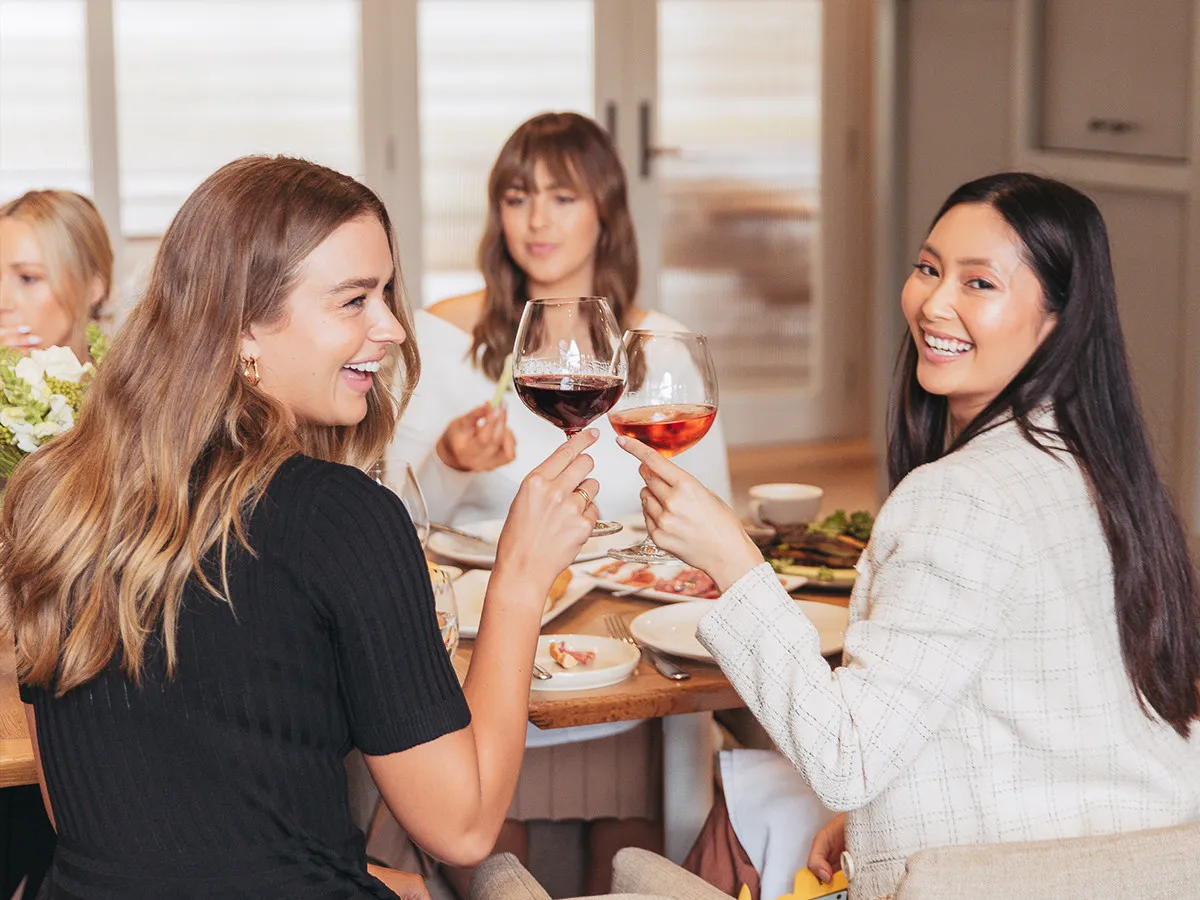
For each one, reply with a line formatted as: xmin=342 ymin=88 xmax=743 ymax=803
xmin=0 ymin=190 xmax=113 ymax=360
xmin=1 ymin=156 xmax=601 ymax=899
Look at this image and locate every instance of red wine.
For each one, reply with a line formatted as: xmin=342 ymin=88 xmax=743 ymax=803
xmin=515 ymin=374 xmax=625 ymax=434
xmin=609 ymin=404 xmax=717 ymax=457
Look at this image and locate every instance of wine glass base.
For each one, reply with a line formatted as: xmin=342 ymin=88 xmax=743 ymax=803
xmin=607 ymin=540 xmax=680 ymax=565
xmin=590 ymin=519 xmax=624 ymax=538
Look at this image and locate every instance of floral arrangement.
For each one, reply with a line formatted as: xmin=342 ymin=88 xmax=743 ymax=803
xmin=0 ymin=325 xmax=108 ymax=480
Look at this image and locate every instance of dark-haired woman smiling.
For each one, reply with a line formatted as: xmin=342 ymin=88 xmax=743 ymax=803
xmin=619 ymin=173 xmax=1200 ymax=900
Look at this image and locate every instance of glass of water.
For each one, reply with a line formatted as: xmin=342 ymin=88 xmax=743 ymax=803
xmin=429 ymin=563 xmax=460 ymax=658
xmin=371 ymin=460 xmax=430 ymax=548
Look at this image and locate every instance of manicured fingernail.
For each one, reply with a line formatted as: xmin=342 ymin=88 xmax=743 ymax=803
xmin=816 ymin=869 xmax=830 ymax=884
xmin=588 ymin=428 xmax=599 ymax=437
xmin=615 ymin=436 xmax=627 ymax=446
xmin=16 ymin=326 xmax=31 ymax=335
xmin=25 ymin=335 xmax=40 ymax=345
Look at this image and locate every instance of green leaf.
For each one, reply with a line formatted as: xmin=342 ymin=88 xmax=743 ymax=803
xmin=86 ymin=324 xmax=110 ymax=366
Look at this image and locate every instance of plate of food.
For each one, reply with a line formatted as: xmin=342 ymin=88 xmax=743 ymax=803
xmin=574 ymin=559 xmax=807 ymax=602
xmin=456 ymin=569 xmax=597 ymax=639
xmin=630 ymin=600 xmax=850 ymax=661
xmin=753 ymin=509 xmax=874 ymax=590
xmin=427 ymin=515 xmax=644 ymax=569
xmin=530 ymin=634 xmax=640 ymax=691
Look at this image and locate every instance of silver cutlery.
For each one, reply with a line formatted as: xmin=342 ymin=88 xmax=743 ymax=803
xmin=429 ymin=522 xmax=497 ymax=549
xmin=532 ymin=663 xmax=553 ymax=681
xmin=604 ymin=614 xmax=689 ymax=681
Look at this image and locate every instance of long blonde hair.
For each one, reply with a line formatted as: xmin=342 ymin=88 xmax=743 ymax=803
xmin=471 ymin=112 xmax=639 ymax=381
xmin=0 ymin=189 xmax=114 ymax=324
xmin=1 ymin=156 xmax=420 ymax=694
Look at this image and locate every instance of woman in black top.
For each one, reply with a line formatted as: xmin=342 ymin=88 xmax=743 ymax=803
xmin=1 ymin=156 xmax=603 ymax=898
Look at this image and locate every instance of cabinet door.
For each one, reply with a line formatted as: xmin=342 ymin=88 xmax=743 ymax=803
xmin=1088 ymin=188 xmax=1187 ymax=484
xmin=902 ymin=0 xmax=1016 ymax=259
xmin=1040 ymin=0 xmax=1193 ymax=160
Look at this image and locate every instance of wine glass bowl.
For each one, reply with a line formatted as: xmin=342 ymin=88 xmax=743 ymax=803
xmin=607 ymin=330 xmax=719 ymax=564
xmin=374 ymin=461 xmax=430 ymax=548
xmin=512 ymin=297 xmax=628 ymax=537
xmin=429 ymin=563 xmax=460 ymax=658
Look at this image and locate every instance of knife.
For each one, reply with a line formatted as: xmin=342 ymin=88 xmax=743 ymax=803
xmin=642 ymin=645 xmax=690 ymax=681
xmin=429 ymin=523 xmax=497 ymax=549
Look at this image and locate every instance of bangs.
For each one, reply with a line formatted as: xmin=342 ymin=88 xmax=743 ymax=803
xmin=492 ymin=142 xmax=590 ymax=198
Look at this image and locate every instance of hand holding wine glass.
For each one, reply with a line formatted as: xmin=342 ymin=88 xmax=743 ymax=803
xmin=617 ymin=433 xmax=763 ymax=592
xmin=607 ymin=330 xmax=721 ymax=564
xmin=512 ymin=296 xmax=627 ymax=537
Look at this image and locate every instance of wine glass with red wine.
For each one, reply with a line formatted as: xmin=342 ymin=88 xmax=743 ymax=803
xmin=607 ymin=330 xmax=719 ymax=564
xmin=512 ymin=296 xmax=628 ymax=537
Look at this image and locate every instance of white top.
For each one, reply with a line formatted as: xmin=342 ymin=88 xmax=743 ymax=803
xmin=386 ymin=308 xmax=732 ymax=527
xmin=698 ymin=413 xmax=1200 ymax=900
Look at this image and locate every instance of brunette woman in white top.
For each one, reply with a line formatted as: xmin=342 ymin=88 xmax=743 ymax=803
xmin=385 ymin=112 xmax=731 ymax=894
xmin=385 ymin=112 xmax=730 ymax=528
xmin=620 ymin=173 xmax=1200 ymax=899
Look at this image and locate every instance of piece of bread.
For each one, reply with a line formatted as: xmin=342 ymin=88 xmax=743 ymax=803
xmin=545 ymin=569 xmax=573 ymax=613
xmin=548 ymin=640 xmax=595 ymax=669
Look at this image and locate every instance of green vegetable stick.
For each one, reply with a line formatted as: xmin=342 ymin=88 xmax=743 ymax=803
xmin=491 ymin=354 xmax=513 ymax=408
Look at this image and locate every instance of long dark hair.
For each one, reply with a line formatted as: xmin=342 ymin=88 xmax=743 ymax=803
xmin=887 ymin=172 xmax=1200 ymax=737
xmin=471 ymin=112 xmax=639 ymax=381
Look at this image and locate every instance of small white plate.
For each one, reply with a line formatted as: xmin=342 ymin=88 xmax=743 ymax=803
xmin=428 ymin=515 xmax=644 ymax=569
xmin=630 ymin=600 xmax=849 ymax=661
xmin=530 ymin=634 xmax=640 ymax=692
xmin=575 ymin=560 xmax=807 ymax=603
xmin=456 ymin=569 xmax=597 ymax=639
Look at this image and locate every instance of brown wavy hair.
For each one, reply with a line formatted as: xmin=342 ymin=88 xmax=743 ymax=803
xmin=0 ymin=189 xmax=114 ymax=325
xmin=471 ymin=112 xmax=639 ymax=381
xmin=1 ymin=156 xmax=420 ymax=694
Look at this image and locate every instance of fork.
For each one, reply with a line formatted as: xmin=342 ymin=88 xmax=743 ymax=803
xmin=604 ymin=614 xmax=689 ymax=681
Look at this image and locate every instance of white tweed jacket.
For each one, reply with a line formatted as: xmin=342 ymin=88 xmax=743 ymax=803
xmin=698 ymin=413 xmax=1200 ymax=900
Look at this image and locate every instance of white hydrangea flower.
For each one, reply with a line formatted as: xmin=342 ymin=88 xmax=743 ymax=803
xmin=13 ymin=357 xmax=51 ymax=404
xmin=0 ymin=407 xmax=39 ymax=453
xmin=28 ymin=345 xmax=91 ymax=384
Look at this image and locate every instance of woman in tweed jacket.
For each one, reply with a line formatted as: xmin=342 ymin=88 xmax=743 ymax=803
xmin=619 ymin=173 xmax=1200 ymax=899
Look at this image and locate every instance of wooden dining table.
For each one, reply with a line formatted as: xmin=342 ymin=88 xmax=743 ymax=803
xmin=455 ymin=583 xmax=850 ymax=861
xmin=0 ymin=582 xmax=850 ymax=862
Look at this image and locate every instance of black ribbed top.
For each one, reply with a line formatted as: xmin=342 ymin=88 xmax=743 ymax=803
xmin=20 ymin=456 xmax=470 ymax=899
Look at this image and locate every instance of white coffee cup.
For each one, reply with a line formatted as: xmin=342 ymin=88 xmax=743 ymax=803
xmin=748 ymin=483 xmax=824 ymax=527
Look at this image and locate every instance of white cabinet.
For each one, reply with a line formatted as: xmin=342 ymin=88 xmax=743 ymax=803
xmin=1087 ymin=189 xmax=1188 ymax=472
xmin=901 ymin=0 xmax=1016 ymax=257
xmin=1040 ymin=0 xmax=1193 ymax=160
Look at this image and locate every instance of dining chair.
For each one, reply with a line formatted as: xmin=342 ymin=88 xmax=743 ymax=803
xmin=894 ymin=820 xmax=1200 ymax=900
xmin=468 ymin=847 xmax=729 ymax=900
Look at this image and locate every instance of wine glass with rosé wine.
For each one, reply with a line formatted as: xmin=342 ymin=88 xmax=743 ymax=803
xmin=512 ymin=296 xmax=629 ymax=537
xmin=606 ymin=330 xmax=719 ymax=564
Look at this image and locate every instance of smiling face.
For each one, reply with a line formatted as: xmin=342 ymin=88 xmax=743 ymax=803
xmin=0 ymin=216 xmax=91 ymax=355
xmin=499 ymin=159 xmax=602 ymax=298
xmin=242 ymin=215 xmax=405 ymax=427
xmin=901 ymin=202 xmax=1057 ymax=430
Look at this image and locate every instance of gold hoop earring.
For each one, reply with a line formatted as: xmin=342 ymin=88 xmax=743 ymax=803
xmin=240 ymin=354 xmax=261 ymax=387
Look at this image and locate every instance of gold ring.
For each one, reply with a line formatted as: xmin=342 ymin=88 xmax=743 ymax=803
xmin=573 ymin=486 xmax=593 ymax=507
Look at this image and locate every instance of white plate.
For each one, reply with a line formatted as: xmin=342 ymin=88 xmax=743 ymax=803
xmin=530 ymin=634 xmax=640 ymax=692
xmin=428 ymin=515 xmax=644 ymax=569
xmin=630 ymin=600 xmax=849 ymax=661
xmin=456 ymin=569 xmax=597 ymax=639
xmin=574 ymin=560 xmax=807 ymax=603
